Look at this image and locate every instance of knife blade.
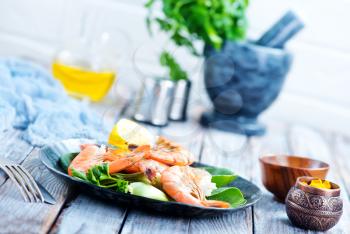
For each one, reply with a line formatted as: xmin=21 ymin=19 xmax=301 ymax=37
xmin=35 ymin=180 xmax=56 ymax=205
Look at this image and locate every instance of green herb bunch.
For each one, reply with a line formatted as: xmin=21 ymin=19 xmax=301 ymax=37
xmin=145 ymin=0 xmax=249 ymax=81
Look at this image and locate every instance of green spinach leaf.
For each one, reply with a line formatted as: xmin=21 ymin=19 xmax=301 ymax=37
xmin=208 ymin=187 xmax=246 ymax=208
xmin=202 ymin=166 xmax=237 ymax=188
xmin=212 ymin=175 xmax=237 ymax=188
xmin=59 ymin=152 xmax=78 ymax=172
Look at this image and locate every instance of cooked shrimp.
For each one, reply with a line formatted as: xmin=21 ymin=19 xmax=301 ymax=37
xmin=148 ymin=137 xmax=194 ymax=166
xmin=68 ymin=144 xmax=106 ymax=176
xmin=108 ymin=145 xmax=149 ymax=174
xmin=161 ymin=166 xmax=230 ymax=208
xmin=138 ymin=159 xmax=168 ymax=184
xmin=123 ymin=159 xmax=168 ymax=185
xmin=105 ymin=144 xmax=168 ymax=184
xmin=68 ymin=144 xmax=148 ymax=176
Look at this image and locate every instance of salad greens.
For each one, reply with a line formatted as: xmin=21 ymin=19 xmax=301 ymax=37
xmin=71 ymin=164 xmax=169 ymax=201
xmin=60 ymin=153 xmax=147 ymax=193
xmin=72 ymin=164 xmax=128 ymax=193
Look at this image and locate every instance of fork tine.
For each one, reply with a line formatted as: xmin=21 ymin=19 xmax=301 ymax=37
xmin=4 ymin=165 xmax=32 ymax=202
xmin=11 ymin=166 xmax=40 ymax=202
xmin=17 ymin=165 xmax=44 ymax=203
xmin=1 ymin=165 xmax=29 ymax=202
xmin=0 ymin=159 xmax=44 ymax=203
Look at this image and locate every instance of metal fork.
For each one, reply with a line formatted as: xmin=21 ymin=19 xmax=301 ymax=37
xmin=0 ymin=158 xmax=44 ymax=203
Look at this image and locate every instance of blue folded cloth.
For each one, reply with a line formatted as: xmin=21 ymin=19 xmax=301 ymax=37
xmin=0 ymin=58 xmax=109 ymax=146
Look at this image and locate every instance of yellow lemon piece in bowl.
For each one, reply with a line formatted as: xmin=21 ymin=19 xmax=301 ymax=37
xmin=108 ymin=119 xmax=154 ymax=149
xmin=309 ymin=179 xmax=332 ymax=189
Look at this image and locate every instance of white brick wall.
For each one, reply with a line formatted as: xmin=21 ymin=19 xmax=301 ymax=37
xmin=0 ymin=0 xmax=349 ymax=133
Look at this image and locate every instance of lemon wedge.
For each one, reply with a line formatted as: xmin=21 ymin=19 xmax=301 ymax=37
xmin=309 ymin=179 xmax=332 ymax=189
xmin=108 ymin=119 xmax=153 ymax=149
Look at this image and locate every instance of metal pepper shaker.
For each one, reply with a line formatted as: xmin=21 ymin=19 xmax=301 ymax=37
xmin=169 ymin=79 xmax=191 ymax=121
xmin=133 ymin=77 xmax=174 ymax=126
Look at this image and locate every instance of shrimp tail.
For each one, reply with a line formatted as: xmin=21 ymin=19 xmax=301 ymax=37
xmin=201 ymin=200 xmax=231 ymax=208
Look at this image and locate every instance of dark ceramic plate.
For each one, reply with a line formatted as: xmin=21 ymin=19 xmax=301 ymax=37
xmin=39 ymin=139 xmax=262 ymax=216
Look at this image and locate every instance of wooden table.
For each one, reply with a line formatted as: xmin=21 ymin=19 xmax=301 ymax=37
xmin=1 ymin=111 xmax=350 ymax=234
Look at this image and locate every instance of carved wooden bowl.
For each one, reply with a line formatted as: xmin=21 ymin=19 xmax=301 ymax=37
xmin=259 ymin=155 xmax=329 ymax=201
xmin=285 ymin=176 xmax=343 ymax=231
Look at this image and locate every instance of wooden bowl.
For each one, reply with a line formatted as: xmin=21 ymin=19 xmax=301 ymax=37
xmin=259 ymin=155 xmax=329 ymax=201
xmin=285 ymin=176 xmax=343 ymax=231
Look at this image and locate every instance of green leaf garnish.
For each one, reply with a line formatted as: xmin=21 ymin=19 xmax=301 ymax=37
xmin=211 ymin=175 xmax=237 ymax=188
xmin=202 ymin=166 xmax=237 ymax=188
xmin=208 ymin=187 xmax=246 ymax=208
xmin=71 ymin=167 xmax=87 ymax=181
xmin=71 ymin=163 xmax=129 ymax=193
xmin=59 ymin=152 xmax=79 ymax=172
